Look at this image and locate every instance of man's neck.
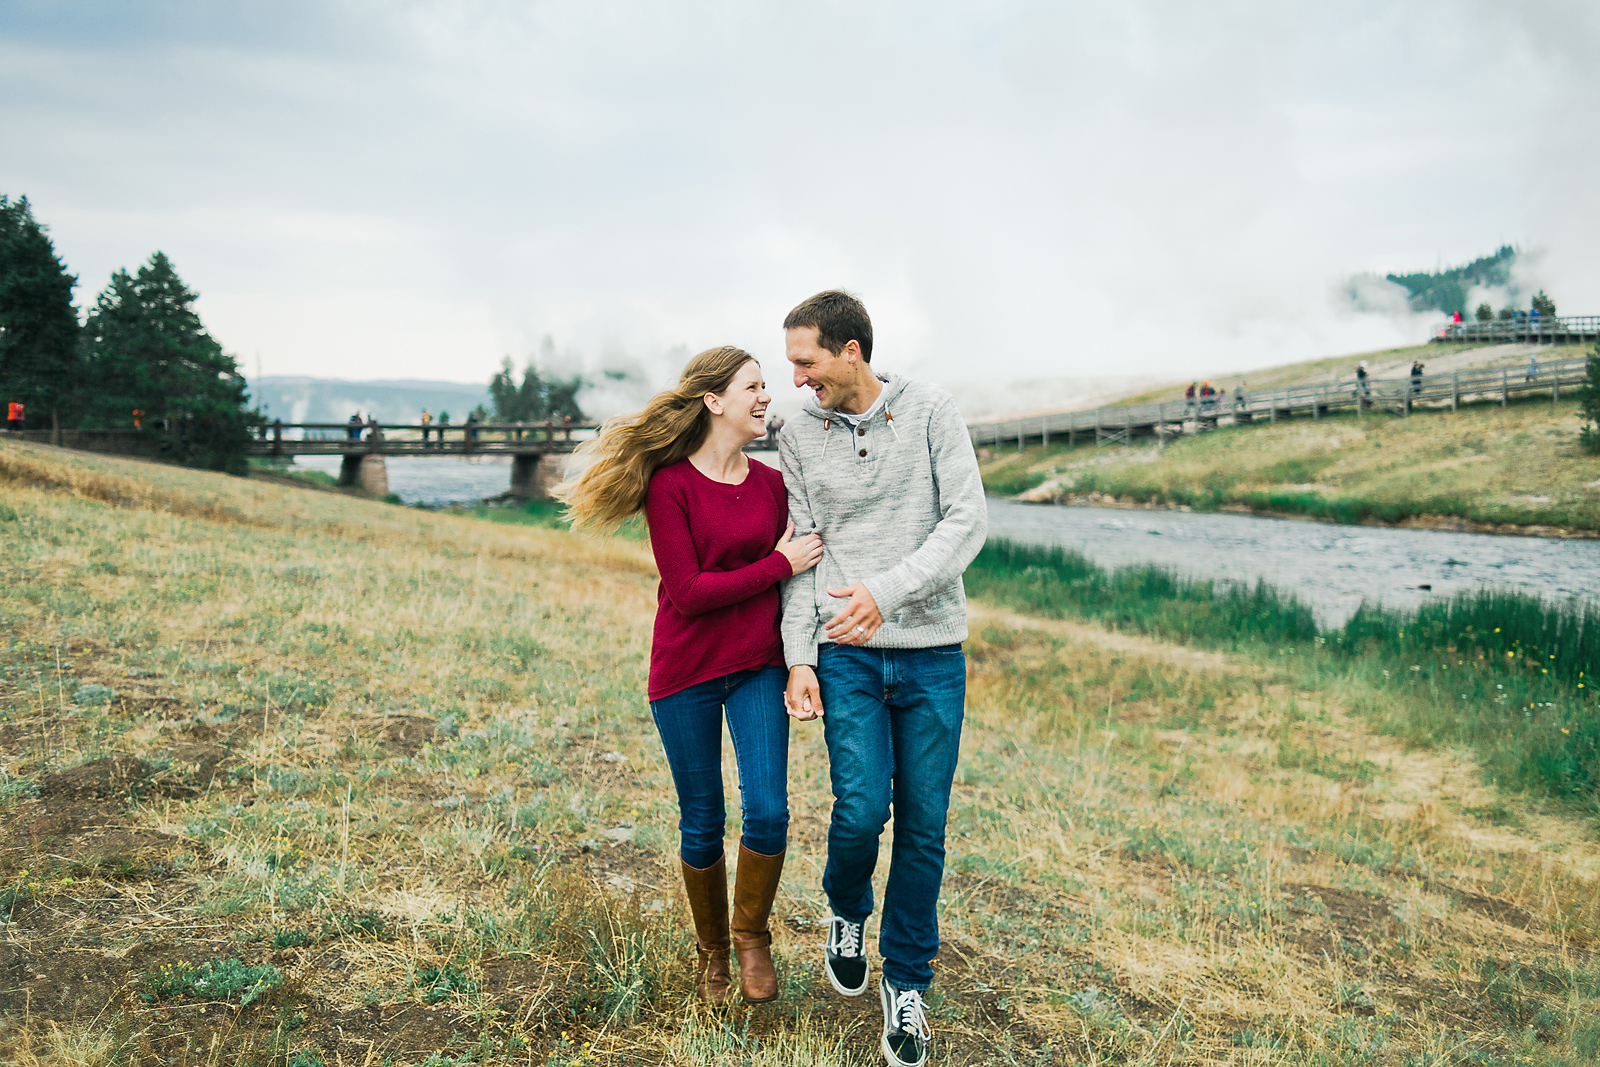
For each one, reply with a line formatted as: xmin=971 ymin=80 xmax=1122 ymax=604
xmin=837 ymin=371 xmax=884 ymax=416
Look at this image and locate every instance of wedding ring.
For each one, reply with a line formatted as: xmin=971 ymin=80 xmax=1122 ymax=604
xmin=853 ymin=625 xmax=866 ymax=634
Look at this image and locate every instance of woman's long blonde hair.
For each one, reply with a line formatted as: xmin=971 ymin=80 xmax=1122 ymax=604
xmin=554 ymin=346 xmax=757 ymax=532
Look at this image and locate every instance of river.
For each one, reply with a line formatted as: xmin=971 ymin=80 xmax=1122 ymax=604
xmin=291 ymin=456 xmax=1598 ymax=626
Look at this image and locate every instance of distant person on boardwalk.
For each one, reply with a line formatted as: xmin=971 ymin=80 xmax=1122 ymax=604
xmin=1234 ymin=383 xmax=1245 ymax=411
xmin=132 ymin=409 xmax=144 ymax=430
xmin=7 ymin=400 xmax=24 ymax=431
xmin=438 ymin=411 xmax=450 ymax=445
xmin=1356 ymin=361 xmax=1370 ymax=399
xmin=555 ymin=346 xmax=821 ymax=1007
xmin=1410 ymin=361 xmax=1424 ymax=395
xmin=420 ymin=408 xmax=433 ymax=445
xmin=1527 ymin=354 xmax=1539 ymax=381
xmin=347 ymin=413 xmax=363 ymax=441
xmin=765 ymin=414 xmax=785 ymax=447
xmin=779 ymin=290 xmax=987 ymax=1067
xmin=1452 ymin=310 xmax=1463 ymax=324
xmin=1185 ymin=382 xmax=1197 ymax=414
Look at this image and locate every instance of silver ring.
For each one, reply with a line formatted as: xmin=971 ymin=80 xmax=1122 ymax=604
xmin=853 ymin=625 xmax=866 ymax=634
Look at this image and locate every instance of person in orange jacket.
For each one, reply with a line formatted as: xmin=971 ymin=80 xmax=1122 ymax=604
xmin=6 ymin=400 xmax=23 ymax=431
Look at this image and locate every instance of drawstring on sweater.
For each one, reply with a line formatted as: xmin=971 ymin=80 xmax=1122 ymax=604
xmin=885 ymin=406 xmax=900 ymax=441
xmin=821 ymin=418 xmax=832 ymax=457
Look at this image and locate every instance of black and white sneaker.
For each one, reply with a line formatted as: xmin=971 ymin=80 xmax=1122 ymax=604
xmin=879 ymin=977 xmax=931 ymax=1067
xmin=823 ymin=915 xmax=869 ymax=996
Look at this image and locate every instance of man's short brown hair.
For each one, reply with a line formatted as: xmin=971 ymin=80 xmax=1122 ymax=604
xmin=783 ymin=290 xmax=873 ymax=363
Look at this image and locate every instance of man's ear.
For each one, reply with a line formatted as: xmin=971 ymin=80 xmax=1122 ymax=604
xmin=841 ymin=339 xmax=862 ymax=363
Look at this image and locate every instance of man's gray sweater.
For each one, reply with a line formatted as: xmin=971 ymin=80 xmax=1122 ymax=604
xmin=778 ymin=372 xmax=988 ymax=668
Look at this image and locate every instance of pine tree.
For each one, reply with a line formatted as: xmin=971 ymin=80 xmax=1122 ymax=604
xmin=0 ymin=195 xmax=81 ymax=429
xmin=1579 ymin=343 xmax=1600 ymax=456
xmin=488 ymin=354 xmax=586 ymax=422
xmin=80 ymin=252 xmax=260 ymax=473
xmin=1531 ymin=290 xmax=1557 ymax=318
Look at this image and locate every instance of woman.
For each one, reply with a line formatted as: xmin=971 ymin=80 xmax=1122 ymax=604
xmin=556 ymin=346 xmax=822 ymax=1004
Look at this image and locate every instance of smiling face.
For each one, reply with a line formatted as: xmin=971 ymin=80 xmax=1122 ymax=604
xmin=786 ymin=326 xmax=870 ymax=412
xmin=704 ymin=359 xmax=770 ymax=443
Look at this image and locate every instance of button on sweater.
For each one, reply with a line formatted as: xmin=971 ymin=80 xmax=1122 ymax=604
xmin=645 ymin=457 xmax=792 ymax=700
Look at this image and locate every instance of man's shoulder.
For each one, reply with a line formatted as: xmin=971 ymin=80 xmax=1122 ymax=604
xmin=892 ymin=376 xmax=956 ymax=412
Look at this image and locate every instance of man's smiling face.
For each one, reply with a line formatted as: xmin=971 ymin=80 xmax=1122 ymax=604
xmin=785 ymin=326 xmax=862 ymax=412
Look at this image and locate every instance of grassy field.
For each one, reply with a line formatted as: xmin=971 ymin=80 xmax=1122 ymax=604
xmin=3 ymin=439 xmax=1600 ymax=1066
xmin=979 ymin=397 xmax=1600 ymax=533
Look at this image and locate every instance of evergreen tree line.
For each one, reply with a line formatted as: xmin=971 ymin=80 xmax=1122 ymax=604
xmin=1386 ymin=245 xmax=1517 ymax=315
xmin=0 ymin=195 xmax=258 ymax=474
xmin=487 ymin=353 xmax=585 ymax=423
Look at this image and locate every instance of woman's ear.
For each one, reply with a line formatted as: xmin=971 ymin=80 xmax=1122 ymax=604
xmin=703 ymin=392 xmax=724 ymax=416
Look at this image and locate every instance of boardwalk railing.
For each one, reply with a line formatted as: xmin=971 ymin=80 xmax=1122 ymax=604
xmin=967 ymin=355 xmax=1592 ymax=452
xmin=247 ymin=420 xmax=601 ymax=457
xmin=1431 ymin=314 xmax=1600 ymax=345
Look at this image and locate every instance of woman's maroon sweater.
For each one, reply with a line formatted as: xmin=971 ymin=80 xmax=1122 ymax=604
xmin=644 ymin=457 xmax=792 ymax=701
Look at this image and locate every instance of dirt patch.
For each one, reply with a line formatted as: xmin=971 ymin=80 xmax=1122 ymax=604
xmin=39 ymin=755 xmax=198 ymax=802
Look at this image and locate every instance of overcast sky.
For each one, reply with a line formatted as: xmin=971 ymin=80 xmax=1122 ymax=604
xmin=4 ymin=0 xmax=1597 ymax=412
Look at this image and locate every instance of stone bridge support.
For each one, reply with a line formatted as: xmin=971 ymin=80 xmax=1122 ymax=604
xmin=339 ymin=454 xmax=389 ymax=495
xmin=510 ymin=453 xmax=565 ymax=500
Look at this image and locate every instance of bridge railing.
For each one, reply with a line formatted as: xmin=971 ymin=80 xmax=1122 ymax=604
xmin=1431 ymin=314 xmax=1600 ymax=343
xmin=250 ymin=420 xmax=602 ymax=455
xmin=968 ymin=355 xmax=1592 ymax=451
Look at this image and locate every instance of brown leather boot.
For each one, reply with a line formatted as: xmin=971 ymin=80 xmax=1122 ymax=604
xmin=681 ymin=855 xmax=731 ymax=1004
xmin=730 ymin=844 xmax=785 ymax=1003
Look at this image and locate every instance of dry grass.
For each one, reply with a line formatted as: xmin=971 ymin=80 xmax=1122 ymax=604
xmin=1 ymin=438 xmax=1598 ymax=1065
xmin=980 ymin=397 xmax=1600 ymax=532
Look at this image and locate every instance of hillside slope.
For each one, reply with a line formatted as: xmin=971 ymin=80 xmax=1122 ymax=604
xmin=981 ymin=397 xmax=1600 ymax=534
xmin=2 ymin=439 xmax=1598 ymax=1065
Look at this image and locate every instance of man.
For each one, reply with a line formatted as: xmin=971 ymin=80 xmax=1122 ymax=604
xmin=6 ymin=400 xmax=22 ymax=432
xmin=778 ymin=290 xmax=987 ymax=1067
xmin=420 ymin=408 xmax=433 ymax=445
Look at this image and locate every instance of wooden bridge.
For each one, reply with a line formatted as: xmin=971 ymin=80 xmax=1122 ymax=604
xmin=967 ymin=354 xmax=1592 ymax=452
xmin=1432 ymin=314 xmax=1600 ymax=346
xmin=249 ymin=420 xmax=601 ymax=497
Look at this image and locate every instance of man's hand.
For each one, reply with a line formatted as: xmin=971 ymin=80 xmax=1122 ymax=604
xmin=824 ymin=583 xmax=882 ymax=646
xmin=785 ymin=665 xmax=823 ymax=721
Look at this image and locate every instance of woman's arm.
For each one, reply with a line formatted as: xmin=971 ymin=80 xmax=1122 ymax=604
xmin=647 ymin=478 xmax=793 ymax=618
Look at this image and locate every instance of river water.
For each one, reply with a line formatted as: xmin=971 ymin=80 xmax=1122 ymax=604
xmin=294 ymin=454 xmax=523 ymax=507
xmin=291 ymin=456 xmax=1598 ymax=626
xmin=985 ymin=498 xmax=1599 ymax=626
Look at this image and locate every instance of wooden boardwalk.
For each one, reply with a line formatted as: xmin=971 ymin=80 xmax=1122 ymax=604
xmin=967 ymin=354 xmax=1591 ymax=452
xmin=1432 ymin=314 xmax=1600 ymax=346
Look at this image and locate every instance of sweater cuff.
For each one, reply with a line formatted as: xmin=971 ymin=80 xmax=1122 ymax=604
xmin=783 ymin=626 xmax=822 ymax=668
xmin=863 ymin=569 xmax=912 ymax=620
xmin=763 ymin=550 xmax=793 ymax=586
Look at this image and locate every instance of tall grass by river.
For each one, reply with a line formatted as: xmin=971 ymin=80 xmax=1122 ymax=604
xmin=968 ymin=538 xmax=1599 ymax=800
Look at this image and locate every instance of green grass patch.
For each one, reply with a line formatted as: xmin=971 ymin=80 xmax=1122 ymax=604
xmin=968 ymin=537 xmax=1600 ymax=800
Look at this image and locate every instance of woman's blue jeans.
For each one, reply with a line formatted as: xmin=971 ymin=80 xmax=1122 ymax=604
xmin=649 ymin=666 xmax=790 ymax=869
xmin=817 ymin=643 xmax=966 ymax=991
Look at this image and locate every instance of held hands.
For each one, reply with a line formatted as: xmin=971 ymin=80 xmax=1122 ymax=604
xmin=776 ymin=521 xmax=823 ymax=577
xmin=785 ymin=665 xmax=823 ymax=721
xmin=825 ymin=583 xmax=882 ymax=646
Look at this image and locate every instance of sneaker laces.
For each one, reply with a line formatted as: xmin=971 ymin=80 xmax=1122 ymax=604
xmin=828 ymin=916 xmax=862 ymax=957
xmin=891 ymin=987 xmax=931 ymax=1041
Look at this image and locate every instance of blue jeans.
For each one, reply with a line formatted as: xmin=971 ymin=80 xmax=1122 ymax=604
xmin=818 ymin=643 xmax=965 ymax=990
xmin=649 ymin=666 xmax=790 ymax=869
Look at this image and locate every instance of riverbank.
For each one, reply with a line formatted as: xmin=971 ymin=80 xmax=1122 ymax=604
xmin=3 ymin=438 xmax=1600 ymax=1065
xmin=980 ymin=397 xmax=1600 ymax=536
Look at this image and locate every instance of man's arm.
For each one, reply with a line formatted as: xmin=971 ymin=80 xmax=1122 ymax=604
xmin=860 ymin=395 xmax=988 ymax=618
xmin=778 ymin=431 xmax=824 ymax=669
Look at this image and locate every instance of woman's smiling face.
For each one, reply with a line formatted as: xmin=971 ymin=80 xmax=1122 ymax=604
xmin=709 ymin=359 xmax=770 ymax=442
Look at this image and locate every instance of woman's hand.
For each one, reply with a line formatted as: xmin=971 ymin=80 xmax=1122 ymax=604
xmin=776 ymin=521 xmax=823 ymax=577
